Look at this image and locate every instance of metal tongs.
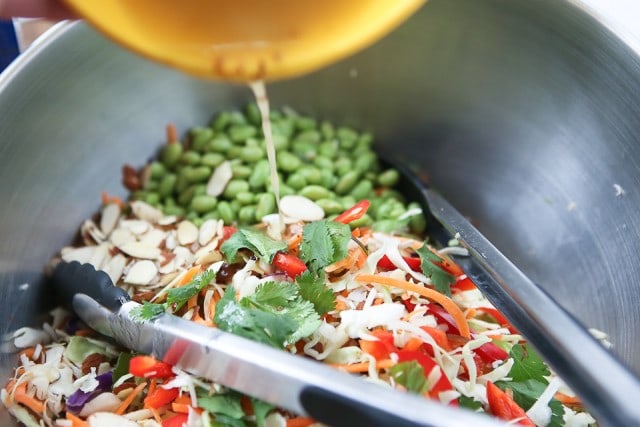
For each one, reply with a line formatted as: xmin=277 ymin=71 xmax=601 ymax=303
xmin=51 ymin=163 xmax=640 ymax=427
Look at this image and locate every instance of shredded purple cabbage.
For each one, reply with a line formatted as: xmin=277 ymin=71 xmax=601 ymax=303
xmin=66 ymin=371 xmax=113 ymax=413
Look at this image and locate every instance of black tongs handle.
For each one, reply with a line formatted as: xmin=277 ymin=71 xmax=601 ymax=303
xmin=52 ymin=261 xmax=130 ymax=312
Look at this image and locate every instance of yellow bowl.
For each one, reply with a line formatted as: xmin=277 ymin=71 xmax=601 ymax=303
xmin=62 ymin=0 xmax=425 ymax=82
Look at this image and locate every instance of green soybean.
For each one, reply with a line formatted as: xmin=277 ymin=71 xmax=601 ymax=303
xmin=186 ymin=166 xmax=212 ymax=183
xmin=255 ymin=193 xmax=276 ymax=220
xmin=286 ymin=173 xmax=307 ymax=190
xmin=291 ymin=140 xmax=317 ymax=160
xmin=350 ymin=180 xmax=373 ymax=200
xmin=238 ymin=205 xmax=257 ymax=224
xmin=295 ymin=130 xmax=321 ymax=144
xmin=149 ymin=162 xmax=166 ymax=179
xmin=158 ymin=173 xmax=177 ymax=198
xmin=201 ymin=152 xmax=225 ymax=168
xmin=249 ymin=160 xmax=270 ymax=190
xmin=236 ymin=191 xmax=255 ymax=205
xmin=318 ymin=141 xmax=338 ymax=159
xmin=240 ymin=146 xmax=264 ymax=163
xmin=337 ymin=127 xmax=358 ymax=149
xmin=299 ymin=167 xmax=322 ymax=184
xmin=223 ymin=180 xmax=250 ymax=199
xmin=334 ymin=158 xmax=352 ymax=177
xmin=161 ymin=143 xmax=183 ymax=169
xmin=313 ymin=155 xmax=334 ymax=171
xmin=216 ymin=201 xmax=236 ymax=224
xmin=320 ymin=121 xmax=335 ymax=139
xmin=191 ymin=127 xmax=214 ymax=152
xmin=191 ymin=195 xmax=218 ymax=214
xmin=211 ymin=111 xmax=232 ymax=131
xmin=354 ymin=152 xmax=377 ymax=173
xmin=378 ymin=169 xmax=400 ymax=187
xmin=208 ymin=136 xmax=233 ymax=153
xmin=319 ymin=169 xmax=337 ymax=189
xmin=164 ymin=205 xmax=185 ymax=216
xmin=295 ymin=116 xmax=317 ymax=131
xmin=408 ymin=202 xmax=427 ymax=234
xmin=315 ymin=198 xmax=344 ymax=215
xmin=178 ymin=186 xmax=196 ymax=206
xmin=349 ymin=213 xmax=372 ymax=229
xmin=335 ymin=170 xmax=360 ymax=195
xmin=228 ymin=124 xmax=258 ymax=143
xmin=300 ymin=185 xmax=330 ymax=200
xmin=277 ymin=151 xmax=302 ymax=172
xmin=145 ymin=192 xmax=160 ymax=206
xmin=245 ymin=103 xmax=261 ymax=126
xmin=180 ymin=151 xmax=201 ymax=166
xmin=193 ymin=184 xmax=206 ymax=196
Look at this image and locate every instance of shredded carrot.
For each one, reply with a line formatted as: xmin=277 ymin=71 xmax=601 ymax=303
xmin=13 ymin=382 xmax=45 ymax=414
xmin=18 ymin=347 xmax=35 ymax=361
xmin=326 ymin=247 xmax=362 ymax=273
xmin=66 ymin=412 xmax=88 ymax=427
xmin=330 ymin=359 xmax=395 ymax=372
xmin=286 ymin=417 xmax=316 ymax=427
xmin=148 ymin=378 xmax=157 ymax=396
xmin=178 ymin=266 xmax=202 ymax=286
xmin=355 ymin=274 xmax=471 ymax=339
xmin=4 ymin=379 xmax=15 ymax=393
xmin=287 ymin=233 xmax=303 ymax=251
xmin=166 ymin=123 xmax=178 ymax=144
xmin=173 ymin=394 xmax=191 ymax=405
xmin=74 ymin=329 xmax=94 ymax=337
xmin=555 ymin=392 xmax=582 ymax=406
xmin=403 ymin=337 xmax=424 ymax=351
xmin=149 ymin=406 xmax=163 ymax=424
xmin=115 ymin=381 xmax=147 ymax=415
xmin=465 ymin=308 xmax=477 ymax=319
xmin=171 ymin=402 xmax=191 ymax=414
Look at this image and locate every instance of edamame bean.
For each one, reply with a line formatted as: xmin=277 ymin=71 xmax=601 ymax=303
xmin=145 ymin=192 xmax=160 ymax=206
xmin=193 ymin=184 xmax=206 ymax=196
xmin=191 ymin=127 xmax=214 ymax=152
xmin=186 ymin=166 xmax=212 ymax=183
xmin=295 ymin=130 xmax=321 ymax=144
xmin=231 ymin=164 xmax=252 ymax=179
xmin=245 ymin=103 xmax=261 ymax=126
xmin=280 ymin=185 xmax=295 ymax=197
xmin=164 ymin=205 xmax=185 ymax=216
xmin=337 ymin=127 xmax=358 ymax=149
xmin=272 ymin=119 xmax=295 ymax=138
xmin=358 ymin=132 xmax=374 ymax=147
xmin=255 ymin=193 xmax=276 ymax=221
xmin=180 ymin=151 xmax=201 ymax=166
xmin=334 ymin=158 xmax=352 ymax=177
xmin=161 ymin=143 xmax=183 ymax=169
xmin=286 ymin=173 xmax=307 ymax=190
xmin=236 ymin=191 xmax=255 ymax=205
xmin=240 ymin=146 xmax=264 ymax=163
xmin=211 ymin=111 xmax=232 ymax=131
xmin=300 ymin=185 xmax=331 ymax=200
xmin=249 ymin=160 xmax=270 ymax=190
xmin=158 ymin=173 xmax=177 ymax=198
xmin=354 ymin=152 xmax=377 ymax=173
xmin=299 ymin=166 xmax=322 ymax=184
xmin=271 ymin=134 xmax=289 ymax=151
xmin=178 ymin=186 xmax=196 ymax=206
xmin=408 ymin=202 xmax=427 ymax=234
xmin=319 ymin=169 xmax=337 ymax=189
xmin=227 ymin=111 xmax=248 ymax=126
xmin=291 ymin=140 xmax=317 ymax=160
xmin=202 ymin=211 xmax=220 ymax=222
xmin=315 ymin=198 xmax=343 ymax=215
xmin=350 ymin=180 xmax=373 ymax=200
xmin=295 ymin=116 xmax=317 ymax=130
xmin=149 ymin=162 xmax=166 ymax=179
xmin=216 ymin=201 xmax=236 ymax=224
xmin=349 ymin=213 xmax=372 ymax=229
xmin=227 ymin=146 xmax=242 ymax=159
xmin=228 ymin=124 xmax=257 ymax=143
xmin=377 ymin=169 xmax=400 ymax=187
xmin=208 ymin=135 xmax=233 ymax=153
xmin=340 ymin=196 xmax=356 ymax=210
xmin=223 ymin=179 xmax=250 ymax=199
xmin=335 ymin=170 xmax=360 ymax=195
xmin=201 ymin=152 xmax=225 ymax=168
xmin=318 ymin=141 xmax=338 ymax=159
xmin=313 ymin=155 xmax=334 ymax=171
xmin=191 ymin=195 xmax=217 ymax=214
xmin=320 ymin=121 xmax=335 ymax=139
xmin=277 ymin=151 xmax=302 ymax=172
xmin=238 ymin=205 xmax=257 ymax=224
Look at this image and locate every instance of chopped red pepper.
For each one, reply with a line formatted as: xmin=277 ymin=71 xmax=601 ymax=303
xmin=162 ymin=413 xmax=189 ymax=427
xmin=273 ymin=252 xmax=307 ymax=278
xmin=377 ymin=255 xmax=421 ymax=271
xmin=486 ymin=381 xmax=535 ymax=426
xmin=145 ymin=386 xmax=180 ymax=409
xmin=420 ymin=326 xmax=451 ymax=356
xmin=477 ymin=307 xmax=518 ymax=334
xmin=476 ymin=341 xmax=509 ymax=364
xmin=129 ymin=355 xmax=174 ymax=379
xmin=334 ymin=200 xmax=370 ymax=224
xmin=359 ymin=330 xmax=396 ymax=360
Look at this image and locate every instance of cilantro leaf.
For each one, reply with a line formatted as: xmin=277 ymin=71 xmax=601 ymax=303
xmin=300 ymin=220 xmax=351 ymax=273
xmin=296 ymin=270 xmax=336 ymax=316
xmin=389 ymin=360 xmax=429 ymax=394
xmin=166 ymin=269 xmax=216 ymax=311
xmin=508 ymin=343 xmax=550 ymax=383
xmin=495 ymin=379 xmax=564 ymax=427
xmin=417 ymin=243 xmax=455 ymax=297
xmin=251 ymin=398 xmax=275 ymax=427
xmin=220 ymin=228 xmax=287 ymax=264
xmin=249 ymin=281 xmax=298 ymax=307
xmin=130 ymin=301 xmax=166 ymax=322
xmin=458 ymin=395 xmax=484 ymax=411
xmin=214 ymin=286 xmax=297 ymax=348
xmin=197 ymin=388 xmax=245 ymax=420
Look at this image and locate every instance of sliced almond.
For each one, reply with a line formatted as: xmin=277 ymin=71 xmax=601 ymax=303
xmin=124 ymin=260 xmax=158 ymax=285
xmin=110 ymin=228 xmax=135 ymax=247
xmin=140 ymin=229 xmax=166 ymax=248
xmin=198 ymin=219 xmax=219 ymax=246
xmin=173 ymin=246 xmax=195 ymax=269
xmin=177 ymin=221 xmax=198 ymax=246
xmin=100 ymin=203 xmax=121 ymax=236
xmin=88 ymin=244 xmax=110 ymax=269
xmin=279 ymin=195 xmax=325 ymax=222
xmin=103 ymin=254 xmax=127 ymax=284
xmin=81 ymin=220 xmax=105 ymax=245
xmin=157 ymin=215 xmax=178 ymax=226
xmin=158 ymin=259 xmax=177 ymax=275
xmin=118 ymin=241 xmax=161 ymax=260
xmin=164 ymin=231 xmax=177 ymax=250
xmin=206 ymin=160 xmax=232 ymax=197
xmin=130 ymin=201 xmax=164 ymax=223
xmin=120 ymin=220 xmax=150 ymax=236
xmin=194 ymin=241 xmax=222 ymax=265
xmin=61 ymin=246 xmax=96 ymax=264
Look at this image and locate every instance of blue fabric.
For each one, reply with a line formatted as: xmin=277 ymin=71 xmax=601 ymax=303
xmin=0 ymin=20 xmax=19 ymax=72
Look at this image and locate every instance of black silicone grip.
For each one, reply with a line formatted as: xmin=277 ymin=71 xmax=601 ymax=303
xmin=51 ymin=261 xmax=130 ymax=312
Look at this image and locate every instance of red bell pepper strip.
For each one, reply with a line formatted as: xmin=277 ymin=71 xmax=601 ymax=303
xmin=486 ymin=381 xmax=535 ymax=426
xmin=359 ymin=330 xmax=397 ymax=360
xmin=162 ymin=413 xmax=189 ymax=427
xmin=396 ymin=350 xmax=455 ymax=403
xmin=129 ymin=355 xmax=174 ymax=379
xmin=144 ymin=386 xmax=180 ymax=409
xmin=273 ymin=252 xmax=307 ymax=278
xmin=334 ymin=200 xmax=370 ymax=224
xmin=377 ymin=255 xmax=422 ymax=271
xmin=476 ymin=342 xmax=509 ymax=364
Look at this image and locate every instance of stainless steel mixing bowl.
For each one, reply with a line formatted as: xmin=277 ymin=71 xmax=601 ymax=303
xmin=2 ymin=0 xmax=640 ymax=424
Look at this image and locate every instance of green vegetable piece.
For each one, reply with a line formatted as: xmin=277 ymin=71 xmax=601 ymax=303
xmin=296 ymin=270 xmax=336 ymax=316
xmin=223 ymin=179 xmax=250 ymax=199
xmin=389 ymin=361 xmax=429 ymax=394
xmin=216 ymin=201 xmax=236 ymax=225
xmin=208 ymin=135 xmax=233 ymax=153
xmin=508 ymin=343 xmax=551 ymax=383
xmin=161 ymin=143 xmax=183 ymax=169
xmin=299 ymin=185 xmax=331 ymax=201
xmin=417 ymin=243 xmax=456 ymax=297
xmin=201 ymin=152 xmax=225 ymax=168
xmin=63 ymin=336 xmax=116 ymax=366
xmin=315 ymin=198 xmax=344 ymax=215
xmin=180 ymin=150 xmax=201 ymax=166
xmin=335 ymin=170 xmax=360 ymax=195
xmin=295 ymin=116 xmax=317 ymax=130
xmin=186 ymin=166 xmax=212 ymax=183
xmin=277 ymin=151 xmax=302 ymax=173
xmin=231 ymin=164 xmax=252 ymax=179
xmin=191 ymin=195 xmax=218 ymax=214
xmin=377 ymin=168 xmax=400 ymax=187
xmin=494 ymin=379 xmax=564 ymax=426
xmin=221 ymin=228 xmax=287 ymax=263
xmin=350 ymin=179 xmax=374 ymax=200
xmin=248 ymin=159 xmax=270 ymax=190
xmin=251 ymin=398 xmax=275 ymax=427
xmin=238 ymin=205 xmax=257 ymax=225
xmin=149 ymin=161 xmax=166 ymax=179
xmin=255 ymin=193 xmax=276 ymax=221
xmin=112 ymin=352 xmax=134 ymax=384
xmin=197 ymin=389 xmax=246 ymax=420
xmin=228 ymin=124 xmax=258 ymax=143
xmin=245 ymin=102 xmax=262 ymax=126
xmin=240 ymin=146 xmax=264 ymax=163
xmin=191 ymin=127 xmax=214 ymax=152
xmin=166 ymin=269 xmax=216 ymax=312
xmin=286 ymin=172 xmax=307 ymax=190
xmin=300 ymin=220 xmax=351 ymax=273
xmin=157 ymin=173 xmax=177 ymax=198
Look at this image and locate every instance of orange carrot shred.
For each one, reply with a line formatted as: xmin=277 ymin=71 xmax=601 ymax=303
xmin=66 ymin=412 xmax=88 ymax=427
xmin=330 ymin=359 xmax=395 ymax=372
xmin=13 ymin=382 xmax=45 ymax=414
xmin=286 ymin=417 xmax=316 ymax=427
xmin=355 ymin=274 xmax=471 ymax=339
xmin=178 ymin=266 xmax=202 ymax=286
xmin=115 ymin=381 xmax=147 ymax=415
xmin=150 ymin=406 xmax=163 ymax=423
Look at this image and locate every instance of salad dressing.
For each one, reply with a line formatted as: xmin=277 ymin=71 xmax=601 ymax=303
xmin=249 ymin=81 xmax=284 ymax=240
